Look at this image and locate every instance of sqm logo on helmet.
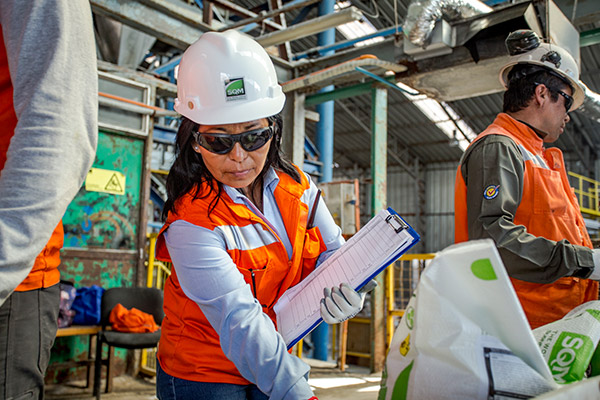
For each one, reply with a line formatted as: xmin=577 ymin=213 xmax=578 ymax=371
xmin=224 ymin=78 xmax=247 ymax=101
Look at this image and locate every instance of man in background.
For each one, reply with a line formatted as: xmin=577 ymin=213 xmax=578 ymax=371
xmin=0 ymin=1 xmax=98 ymax=398
xmin=455 ymin=30 xmax=600 ymax=329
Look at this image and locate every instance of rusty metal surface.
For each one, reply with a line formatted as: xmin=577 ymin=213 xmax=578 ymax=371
xmin=63 ymin=131 xmax=143 ymax=251
xmin=51 ymin=130 xmax=147 ymax=383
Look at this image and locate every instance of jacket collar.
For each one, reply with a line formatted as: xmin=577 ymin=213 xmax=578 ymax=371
xmin=223 ymin=167 xmax=279 ymax=205
xmin=495 ymin=113 xmax=544 ymax=153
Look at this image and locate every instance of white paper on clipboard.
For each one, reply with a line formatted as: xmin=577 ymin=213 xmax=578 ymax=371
xmin=274 ymin=208 xmax=420 ymax=349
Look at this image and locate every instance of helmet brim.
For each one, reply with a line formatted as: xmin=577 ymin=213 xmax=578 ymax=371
xmin=175 ymin=95 xmax=286 ymax=126
xmin=499 ymin=61 xmax=585 ymax=111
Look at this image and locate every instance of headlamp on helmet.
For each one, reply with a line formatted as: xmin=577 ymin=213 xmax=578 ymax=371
xmin=499 ymin=30 xmax=584 ymax=111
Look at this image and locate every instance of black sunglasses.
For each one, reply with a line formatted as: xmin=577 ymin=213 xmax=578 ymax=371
xmin=534 ymin=82 xmax=573 ymax=112
xmin=553 ymin=89 xmax=574 ymax=113
xmin=194 ymin=126 xmax=274 ymax=154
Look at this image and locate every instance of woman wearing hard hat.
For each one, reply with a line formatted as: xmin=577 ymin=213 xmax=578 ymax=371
xmin=154 ymin=30 xmax=368 ymax=400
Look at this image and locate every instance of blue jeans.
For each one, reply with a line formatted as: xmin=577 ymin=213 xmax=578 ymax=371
xmin=156 ymin=361 xmax=268 ymax=400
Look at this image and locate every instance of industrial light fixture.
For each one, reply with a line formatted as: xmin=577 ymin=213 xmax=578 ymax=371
xmin=255 ymin=6 xmax=363 ymax=48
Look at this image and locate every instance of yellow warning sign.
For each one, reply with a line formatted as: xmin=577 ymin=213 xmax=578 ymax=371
xmin=85 ymin=168 xmax=126 ymax=195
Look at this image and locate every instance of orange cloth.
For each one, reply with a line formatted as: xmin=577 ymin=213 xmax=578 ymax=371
xmin=455 ymin=113 xmax=598 ymax=328
xmin=109 ymin=303 xmax=159 ymax=333
xmin=155 ymin=166 xmax=325 ymax=384
xmin=0 ymin=32 xmax=62 ymax=292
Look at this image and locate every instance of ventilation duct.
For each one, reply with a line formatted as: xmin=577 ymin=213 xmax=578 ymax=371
xmin=403 ymin=0 xmax=493 ymax=49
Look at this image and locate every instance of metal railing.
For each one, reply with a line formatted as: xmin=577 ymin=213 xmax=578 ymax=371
xmin=568 ymin=171 xmax=600 ymax=217
xmin=341 ymin=253 xmax=435 ymax=363
xmin=140 ymin=233 xmax=172 ymax=376
xmin=386 ymin=253 xmax=435 ymax=348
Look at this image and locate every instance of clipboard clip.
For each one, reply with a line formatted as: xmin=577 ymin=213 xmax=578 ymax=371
xmin=385 ymin=213 xmax=408 ymax=233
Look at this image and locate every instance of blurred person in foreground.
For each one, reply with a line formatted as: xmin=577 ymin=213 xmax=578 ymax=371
xmin=0 ymin=1 xmax=97 ymax=398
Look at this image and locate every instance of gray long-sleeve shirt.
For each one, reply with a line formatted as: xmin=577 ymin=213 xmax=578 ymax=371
xmin=459 ymin=132 xmax=594 ymax=283
xmin=0 ymin=1 xmax=98 ymax=305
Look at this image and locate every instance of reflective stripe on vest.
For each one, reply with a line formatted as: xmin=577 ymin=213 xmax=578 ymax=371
xmin=156 ymin=166 xmax=327 ymax=384
xmin=517 ymin=143 xmax=549 ymax=169
xmin=215 ymin=223 xmax=279 ymax=251
xmin=454 ymin=113 xmax=598 ymax=329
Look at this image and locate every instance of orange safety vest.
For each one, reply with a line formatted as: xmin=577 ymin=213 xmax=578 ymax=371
xmin=0 ymin=29 xmax=62 ymax=292
xmin=155 ymin=168 xmax=326 ymax=384
xmin=455 ymin=113 xmax=598 ymax=329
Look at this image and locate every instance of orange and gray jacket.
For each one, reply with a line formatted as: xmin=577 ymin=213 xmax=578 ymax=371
xmin=155 ymin=167 xmax=338 ymax=399
xmin=0 ymin=2 xmax=97 ymax=301
xmin=455 ymin=113 xmax=598 ymax=329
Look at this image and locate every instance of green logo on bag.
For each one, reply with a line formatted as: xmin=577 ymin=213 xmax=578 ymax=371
xmin=471 ymin=258 xmax=497 ymax=280
xmin=548 ymin=332 xmax=593 ymax=384
xmin=405 ymin=306 xmax=414 ymax=330
xmin=225 ymin=78 xmax=246 ymax=100
xmin=391 ymin=360 xmax=413 ymax=400
xmin=586 ymin=309 xmax=600 ymax=323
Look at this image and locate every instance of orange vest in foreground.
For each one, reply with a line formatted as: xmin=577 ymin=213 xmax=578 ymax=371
xmin=156 ymin=168 xmax=326 ymax=384
xmin=0 ymin=29 xmax=62 ymax=292
xmin=455 ymin=113 xmax=598 ymax=329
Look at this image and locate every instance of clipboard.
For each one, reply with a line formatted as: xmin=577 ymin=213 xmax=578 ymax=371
xmin=274 ymin=207 xmax=420 ymax=349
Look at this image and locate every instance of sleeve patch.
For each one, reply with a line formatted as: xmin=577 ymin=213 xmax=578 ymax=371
xmin=483 ymin=185 xmax=500 ymax=200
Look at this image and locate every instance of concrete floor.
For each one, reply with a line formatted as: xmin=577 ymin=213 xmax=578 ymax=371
xmin=45 ymin=359 xmax=382 ymax=400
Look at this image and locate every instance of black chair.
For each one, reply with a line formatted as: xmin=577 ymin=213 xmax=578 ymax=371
xmin=93 ymin=287 xmax=163 ymax=399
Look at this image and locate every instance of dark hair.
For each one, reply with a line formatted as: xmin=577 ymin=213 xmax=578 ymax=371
xmin=503 ymin=66 xmax=571 ymax=113
xmin=161 ymin=113 xmax=301 ymax=220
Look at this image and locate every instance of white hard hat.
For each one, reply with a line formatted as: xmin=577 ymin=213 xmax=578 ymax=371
xmin=499 ymin=41 xmax=584 ymax=111
xmin=174 ymin=30 xmax=286 ymax=125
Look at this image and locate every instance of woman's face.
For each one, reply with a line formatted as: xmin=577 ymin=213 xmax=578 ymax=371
xmin=193 ymin=118 xmax=272 ymax=189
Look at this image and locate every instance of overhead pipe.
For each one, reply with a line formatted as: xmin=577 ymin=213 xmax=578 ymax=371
xmin=282 ymin=54 xmax=407 ymax=92
xmin=256 ymin=6 xmax=362 ymax=48
xmin=403 ymin=0 xmax=492 ymax=48
xmin=311 ymin=0 xmax=336 ymax=363
xmin=99 ymin=92 xmax=178 ymax=117
xmin=294 ymin=26 xmax=401 ymax=60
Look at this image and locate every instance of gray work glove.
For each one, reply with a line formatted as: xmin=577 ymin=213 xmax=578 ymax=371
xmin=320 ymin=280 xmax=378 ymax=324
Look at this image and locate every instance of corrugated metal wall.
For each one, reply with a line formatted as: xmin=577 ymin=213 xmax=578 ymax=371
xmin=359 ymin=162 xmax=458 ymax=253
xmin=423 ymin=162 xmax=458 ymax=252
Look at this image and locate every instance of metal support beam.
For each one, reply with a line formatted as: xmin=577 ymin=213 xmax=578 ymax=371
xmin=370 ymin=85 xmax=387 ymax=373
xmin=282 ymin=92 xmax=306 ymax=168
xmin=209 ymin=0 xmax=284 ymax=30
xmin=256 ymin=7 xmax=363 ymax=48
xmin=217 ymin=0 xmax=321 ymax=32
xmin=269 ymin=0 xmax=292 ymax=60
xmin=581 ymin=28 xmax=600 ymax=48
xmin=305 ymin=76 xmax=397 ymax=106
xmin=91 ymin=0 xmax=212 ymax=50
xmin=414 ymin=158 xmax=426 ymax=252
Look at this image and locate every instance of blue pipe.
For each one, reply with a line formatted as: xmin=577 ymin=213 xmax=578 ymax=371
xmin=354 ymin=67 xmax=419 ymax=95
xmin=152 ymin=55 xmax=181 ymax=75
xmin=312 ymin=0 xmax=336 ymax=362
xmin=294 ymin=27 xmax=401 ymax=60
